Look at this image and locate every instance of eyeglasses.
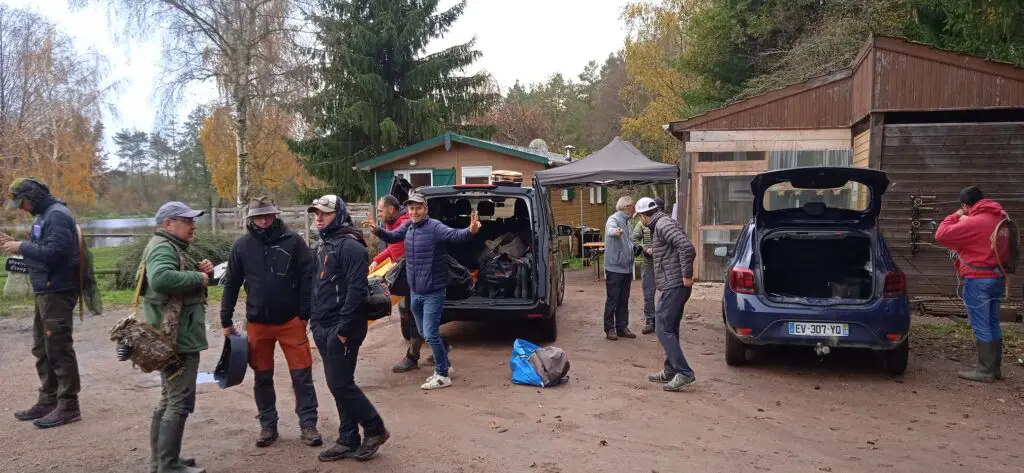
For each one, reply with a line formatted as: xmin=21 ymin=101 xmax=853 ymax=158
xmin=170 ymin=217 xmax=196 ymax=226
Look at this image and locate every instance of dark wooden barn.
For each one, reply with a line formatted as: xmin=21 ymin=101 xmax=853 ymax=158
xmin=667 ymin=35 xmax=1024 ymax=311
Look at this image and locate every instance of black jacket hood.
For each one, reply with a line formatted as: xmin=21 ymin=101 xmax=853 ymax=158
xmin=319 ymin=198 xmax=366 ymax=246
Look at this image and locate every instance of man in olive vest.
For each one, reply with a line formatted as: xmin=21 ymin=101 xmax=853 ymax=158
xmin=142 ymin=202 xmax=213 ymax=473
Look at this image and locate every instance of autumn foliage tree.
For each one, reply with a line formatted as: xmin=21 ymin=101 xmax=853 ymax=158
xmin=0 ymin=6 xmax=112 ymax=210
xmin=200 ymin=104 xmax=315 ymax=202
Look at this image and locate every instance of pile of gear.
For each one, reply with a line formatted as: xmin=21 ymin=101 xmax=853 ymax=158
xmin=475 ymin=232 xmax=532 ymax=299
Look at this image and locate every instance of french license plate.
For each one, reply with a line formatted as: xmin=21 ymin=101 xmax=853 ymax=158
xmin=788 ymin=322 xmax=848 ymax=337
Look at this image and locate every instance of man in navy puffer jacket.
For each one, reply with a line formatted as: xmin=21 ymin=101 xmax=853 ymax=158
xmin=365 ymin=193 xmax=480 ymax=390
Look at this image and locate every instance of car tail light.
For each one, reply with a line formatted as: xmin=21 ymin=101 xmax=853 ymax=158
xmin=886 ymin=333 xmax=903 ymax=341
xmin=729 ymin=268 xmax=756 ymax=295
xmin=883 ymin=271 xmax=906 ymax=298
xmin=527 ymin=313 xmax=544 ymax=318
xmin=735 ymin=327 xmax=753 ymax=336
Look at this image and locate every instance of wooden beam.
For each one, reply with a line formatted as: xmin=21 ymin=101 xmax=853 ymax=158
xmin=677 ymin=134 xmax=691 ymax=231
xmin=686 ymin=139 xmax=852 ymax=152
xmin=869 ymin=112 xmax=885 ymax=169
xmin=689 ymin=129 xmax=851 ymax=142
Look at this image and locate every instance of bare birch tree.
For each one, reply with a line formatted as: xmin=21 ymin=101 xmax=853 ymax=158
xmin=71 ymin=0 xmax=312 ymax=207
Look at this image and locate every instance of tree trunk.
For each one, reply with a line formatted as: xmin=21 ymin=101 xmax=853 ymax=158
xmin=233 ymin=99 xmax=249 ymax=208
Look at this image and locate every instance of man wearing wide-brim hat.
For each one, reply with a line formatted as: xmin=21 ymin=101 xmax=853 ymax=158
xmin=220 ymin=196 xmax=322 ymax=448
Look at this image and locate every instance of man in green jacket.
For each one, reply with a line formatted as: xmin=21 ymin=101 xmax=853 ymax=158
xmin=142 ymin=202 xmax=213 ymax=473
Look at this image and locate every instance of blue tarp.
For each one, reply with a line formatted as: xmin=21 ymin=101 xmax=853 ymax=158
xmin=510 ymin=338 xmax=545 ymax=387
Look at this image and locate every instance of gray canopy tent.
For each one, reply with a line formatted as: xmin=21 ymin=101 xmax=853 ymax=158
xmin=535 ymin=137 xmax=681 ymax=261
xmin=535 ymin=136 xmax=680 ymax=228
xmin=534 ymin=136 xmax=679 ymax=187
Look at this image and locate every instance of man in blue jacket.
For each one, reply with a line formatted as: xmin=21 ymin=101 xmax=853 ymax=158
xmin=2 ymin=178 xmax=82 ymax=428
xmin=365 ymin=193 xmax=480 ymax=390
xmin=307 ymin=195 xmax=389 ymax=463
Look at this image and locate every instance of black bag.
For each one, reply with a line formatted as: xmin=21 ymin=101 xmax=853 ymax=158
xmin=384 ymin=257 xmax=409 ymax=296
xmin=479 ymin=254 xmax=521 ymax=298
xmin=365 ymin=276 xmax=392 ymax=320
xmin=446 ymin=256 xmax=474 ymax=300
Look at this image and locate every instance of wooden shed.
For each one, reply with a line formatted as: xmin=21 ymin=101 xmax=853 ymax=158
xmin=667 ymin=35 xmax=1024 ymax=303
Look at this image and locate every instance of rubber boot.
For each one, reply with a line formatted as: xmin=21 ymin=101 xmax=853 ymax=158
xmin=156 ymin=415 xmax=206 ymax=473
xmin=150 ymin=411 xmax=196 ymax=473
xmin=958 ymin=341 xmax=996 ymax=383
xmin=993 ymin=339 xmax=1004 ymax=380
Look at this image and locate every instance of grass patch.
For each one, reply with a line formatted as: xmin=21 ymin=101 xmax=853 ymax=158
xmin=564 ymin=257 xmax=584 ymax=270
xmin=912 ymin=319 xmax=1024 ymax=354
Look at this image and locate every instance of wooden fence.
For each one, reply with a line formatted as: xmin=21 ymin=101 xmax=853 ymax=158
xmin=209 ymin=203 xmax=374 ymax=243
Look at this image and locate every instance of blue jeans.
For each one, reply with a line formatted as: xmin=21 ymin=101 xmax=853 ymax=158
xmin=411 ymin=289 xmax=449 ymax=377
xmin=963 ymin=278 xmax=1004 ymax=343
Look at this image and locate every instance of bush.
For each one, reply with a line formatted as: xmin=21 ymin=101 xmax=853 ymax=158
xmin=114 ymin=231 xmax=239 ymax=289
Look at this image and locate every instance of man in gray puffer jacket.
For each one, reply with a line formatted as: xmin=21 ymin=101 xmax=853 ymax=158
xmin=635 ymin=197 xmax=697 ymax=392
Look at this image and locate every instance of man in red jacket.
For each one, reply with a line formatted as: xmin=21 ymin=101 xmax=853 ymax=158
xmin=369 ymin=196 xmax=408 ymax=273
xmin=934 ymin=186 xmax=1007 ymax=383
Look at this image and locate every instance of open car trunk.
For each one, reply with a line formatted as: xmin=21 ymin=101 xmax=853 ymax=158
xmin=428 ymin=194 xmax=537 ymax=304
xmin=759 ymin=230 xmax=874 ymax=302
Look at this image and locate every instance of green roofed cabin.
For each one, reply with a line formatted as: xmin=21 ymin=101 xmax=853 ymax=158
xmin=356 ymin=132 xmax=610 ymax=244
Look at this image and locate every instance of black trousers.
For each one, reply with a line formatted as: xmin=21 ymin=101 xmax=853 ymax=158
xmin=603 ymin=271 xmax=632 ymax=331
xmin=312 ymin=331 xmax=385 ymax=448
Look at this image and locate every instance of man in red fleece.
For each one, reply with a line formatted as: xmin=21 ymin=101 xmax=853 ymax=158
xmin=369 ymin=196 xmax=408 ymax=273
xmin=934 ymin=186 xmax=1007 ymax=383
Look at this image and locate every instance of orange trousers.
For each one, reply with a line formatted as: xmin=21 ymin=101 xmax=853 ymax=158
xmin=247 ymin=316 xmax=313 ymax=372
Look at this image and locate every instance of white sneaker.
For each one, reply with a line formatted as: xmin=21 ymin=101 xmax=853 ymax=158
xmin=421 ymin=372 xmax=452 ymax=390
xmin=424 ymin=366 xmax=453 ymax=382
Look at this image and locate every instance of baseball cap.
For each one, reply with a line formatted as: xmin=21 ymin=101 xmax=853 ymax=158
xmin=307 ymin=194 xmax=341 ymax=213
xmin=404 ymin=193 xmax=427 ymax=206
xmin=635 ymin=197 xmax=658 ymax=214
xmin=155 ymin=201 xmax=205 ymax=224
xmin=653 ymin=196 xmax=666 ymax=210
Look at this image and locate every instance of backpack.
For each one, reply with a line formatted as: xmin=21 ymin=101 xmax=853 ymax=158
xmin=75 ymin=225 xmax=103 ymax=318
xmin=365 ymin=276 xmax=392 ymax=320
xmin=510 ymin=338 xmax=570 ymax=388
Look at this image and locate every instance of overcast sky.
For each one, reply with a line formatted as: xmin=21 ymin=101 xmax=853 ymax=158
xmin=2 ymin=0 xmax=630 ymax=150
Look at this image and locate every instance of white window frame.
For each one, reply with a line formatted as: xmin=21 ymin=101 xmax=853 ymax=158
xmin=561 ymin=189 xmax=572 ymax=201
xmin=395 ymin=169 xmax=432 ymax=188
xmin=461 ymin=166 xmax=492 ymax=184
xmin=590 ymin=186 xmax=604 ymax=204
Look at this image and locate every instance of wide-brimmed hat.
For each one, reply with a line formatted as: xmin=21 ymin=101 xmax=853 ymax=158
xmin=246 ymin=196 xmax=281 ymax=218
xmin=214 ymin=332 xmax=249 ymax=389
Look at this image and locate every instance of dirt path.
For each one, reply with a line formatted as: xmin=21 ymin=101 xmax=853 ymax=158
xmin=1 ymin=270 xmax=1023 ymax=473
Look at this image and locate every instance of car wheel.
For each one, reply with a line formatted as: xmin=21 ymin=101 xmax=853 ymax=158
xmin=725 ymin=330 xmax=747 ymax=366
xmin=882 ymin=340 xmax=909 ymax=376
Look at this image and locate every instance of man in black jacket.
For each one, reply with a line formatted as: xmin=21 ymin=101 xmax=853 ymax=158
xmin=3 ymin=178 xmax=82 ymax=428
xmin=307 ymin=194 xmax=389 ymax=463
xmin=221 ymin=196 xmax=321 ymax=448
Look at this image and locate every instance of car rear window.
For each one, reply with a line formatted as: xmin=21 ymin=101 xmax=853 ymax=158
xmin=763 ymin=180 xmax=871 ymax=212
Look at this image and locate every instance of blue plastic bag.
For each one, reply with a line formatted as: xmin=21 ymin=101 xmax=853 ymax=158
xmin=510 ymin=338 xmax=544 ymax=387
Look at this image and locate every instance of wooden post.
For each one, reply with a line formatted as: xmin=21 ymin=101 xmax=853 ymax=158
xmin=304 ymin=211 xmax=312 ymax=244
xmin=211 ymin=208 xmax=217 ymax=234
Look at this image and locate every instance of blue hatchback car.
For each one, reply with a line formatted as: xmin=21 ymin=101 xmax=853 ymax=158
xmin=715 ymin=167 xmax=910 ymax=375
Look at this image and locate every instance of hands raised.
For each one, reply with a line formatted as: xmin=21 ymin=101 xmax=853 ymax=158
xmin=469 ymin=211 xmax=481 ymax=234
xmin=360 ymin=220 xmax=378 ymax=232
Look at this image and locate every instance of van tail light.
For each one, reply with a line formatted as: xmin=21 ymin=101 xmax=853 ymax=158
xmin=729 ymin=268 xmax=756 ymax=295
xmin=883 ymin=271 xmax=907 ymax=298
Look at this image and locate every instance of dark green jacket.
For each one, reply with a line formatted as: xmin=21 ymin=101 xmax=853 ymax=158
xmin=141 ymin=231 xmax=208 ymax=354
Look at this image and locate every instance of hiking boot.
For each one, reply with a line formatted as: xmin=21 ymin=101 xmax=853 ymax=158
xmin=648 ymin=370 xmax=671 ymax=383
xmin=421 ymin=372 xmax=452 ymax=390
xmin=617 ymin=328 xmax=637 ymax=339
xmin=32 ymin=399 xmax=81 ymax=429
xmin=300 ymin=427 xmax=324 ymax=447
xmin=606 ymin=330 xmax=618 ymax=341
xmin=663 ymin=373 xmax=695 ymax=392
xmin=958 ymin=341 xmax=998 ymax=383
xmin=641 ymin=323 xmax=655 ymax=335
xmin=255 ymin=428 xmax=279 ymax=447
xmin=14 ymin=401 xmax=56 ymax=421
xmin=354 ymin=430 xmax=390 ymax=462
xmin=392 ymin=356 xmax=418 ymax=373
xmin=318 ymin=443 xmax=358 ymax=462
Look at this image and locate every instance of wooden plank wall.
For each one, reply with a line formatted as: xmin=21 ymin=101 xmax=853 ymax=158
xmin=880 ymin=122 xmax=1024 ymax=300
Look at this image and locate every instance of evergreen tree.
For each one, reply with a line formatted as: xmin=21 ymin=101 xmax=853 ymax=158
xmin=290 ymin=0 xmax=496 ymax=200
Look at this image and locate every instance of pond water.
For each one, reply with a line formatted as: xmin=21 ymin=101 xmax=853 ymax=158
xmin=1 ymin=215 xmax=241 ymax=248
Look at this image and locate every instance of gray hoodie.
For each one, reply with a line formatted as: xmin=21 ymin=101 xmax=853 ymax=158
xmin=603 ymin=211 xmax=635 ymax=274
